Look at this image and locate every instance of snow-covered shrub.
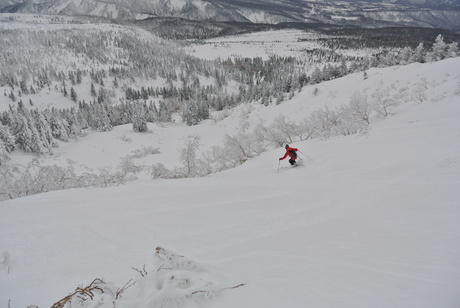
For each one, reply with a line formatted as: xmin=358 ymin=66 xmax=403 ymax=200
xmin=97 ymin=161 xmax=141 ymax=187
xmin=335 ymin=105 xmax=369 ymax=136
xmin=51 ymin=247 xmax=244 ymax=308
xmin=411 ymin=82 xmax=428 ymax=103
xmin=202 ymin=145 xmax=238 ymax=172
xmin=265 ymin=115 xmax=297 ymax=146
xmin=191 ymin=134 xmax=249 ymax=173
xmin=128 ymin=146 xmax=160 ymax=159
xmin=116 ymin=157 xmax=144 ymax=181
xmin=199 ymin=127 xmax=267 ymax=173
xmin=0 ymin=161 xmax=77 ymax=200
xmin=150 ymin=136 xmax=210 ymax=179
xmin=371 ymin=83 xmax=409 ymax=117
xmin=0 ymin=158 xmax=142 ymax=201
xmin=150 ymin=163 xmax=174 ymax=179
xmin=145 ymin=247 xmax=244 ymax=307
xmin=348 ymin=90 xmax=373 ymax=125
xmin=221 ymin=132 xmax=264 ymax=165
xmin=295 ymin=119 xmax=318 ymax=141
xmin=308 ymin=107 xmax=342 ymax=139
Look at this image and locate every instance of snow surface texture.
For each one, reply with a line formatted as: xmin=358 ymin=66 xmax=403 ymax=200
xmin=1 ymin=57 xmax=460 ymax=307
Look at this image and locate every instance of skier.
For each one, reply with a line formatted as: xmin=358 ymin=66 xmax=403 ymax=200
xmin=279 ymin=144 xmax=299 ymax=166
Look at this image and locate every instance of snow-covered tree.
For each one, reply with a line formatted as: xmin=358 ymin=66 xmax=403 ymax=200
xmin=182 ymin=100 xmax=209 ymax=126
xmin=309 ymin=107 xmax=342 ymax=139
xmin=267 ymin=115 xmax=297 ymax=146
xmin=0 ymin=124 xmax=14 ymax=165
xmin=46 ymin=109 xmax=69 ymax=141
xmin=32 ymin=110 xmax=57 ymax=150
xmin=446 ymin=42 xmax=459 ymax=58
xmin=132 ymin=102 xmax=148 ymax=132
xmin=349 ymin=90 xmax=373 ymax=125
xmin=179 ymin=135 xmax=208 ymax=177
xmin=70 ymin=87 xmax=77 ymax=102
xmin=413 ymin=43 xmax=426 ymax=63
xmin=431 ymin=34 xmax=447 ymax=61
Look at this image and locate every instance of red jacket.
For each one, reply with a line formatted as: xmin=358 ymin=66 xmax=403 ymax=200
xmin=280 ymin=147 xmax=298 ymax=160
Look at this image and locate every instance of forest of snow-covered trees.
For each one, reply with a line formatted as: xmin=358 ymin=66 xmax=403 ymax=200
xmin=1 ymin=23 xmax=457 ymax=159
xmin=1 ymin=14 xmax=459 ymax=200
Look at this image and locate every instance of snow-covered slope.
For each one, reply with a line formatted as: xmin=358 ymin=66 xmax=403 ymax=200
xmin=1 ymin=58 xmax=460 ymax=307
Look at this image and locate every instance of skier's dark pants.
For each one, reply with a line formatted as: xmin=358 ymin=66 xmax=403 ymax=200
xmin=289 ymin=159 xmax=296 ymax=165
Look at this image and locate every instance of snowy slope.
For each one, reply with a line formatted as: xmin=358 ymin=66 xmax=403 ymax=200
xmin=1 ymin=58 xmax=460 ymax=307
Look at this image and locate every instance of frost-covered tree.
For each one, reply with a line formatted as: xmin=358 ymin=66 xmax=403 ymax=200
xmin=310 ymin=67 xmax=323 ymax=84
xmin=46 ymin=109 xmax=69 ymax=141
xmin=179 ymin=135 xmax=208 ymax=177
xmin=90 ymin=104 xmax=112 ymax=132
xmin=266 ymin=115 xmax=296 ymax=146
xmin=431 ymin=34 xmax=447 ymax=61
xmin=371 ymin=84 xmax=408 ymax=117
xmin=90 ymin=83 xmax=97 ymax=97
xmin=413 ymin=43 xmax=426 ymax=63
xmin=309 ymin=107 xmax=342 ymax=139
xmin=132 ymin=102 xmax=148 ymax=132
xmin=296 ymin=119 xmax=318 ymax=141
xmin=32 ymin=110 xmax=57 ymax=150
xmin=336 ymin=105 xmax=368 ymax=136
xmin=182 ymin=100 xmax=209 ymax=126
xmin=349 ymin=90 xmax=373 ymax=125
xmin=446 ymin=42 xmax=459 ymax=58
xmin=0 ymin=124 xmax=14 ymax=165
xmin=70 ymin=87 xmax=77 ymax=102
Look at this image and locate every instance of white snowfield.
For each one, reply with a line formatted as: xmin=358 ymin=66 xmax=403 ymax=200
xmin=1 ymin=58 xmax=460 ymax=307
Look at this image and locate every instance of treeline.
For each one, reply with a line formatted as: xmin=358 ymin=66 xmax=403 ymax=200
xmin=321 ymin=27 xmax=460 ymax=49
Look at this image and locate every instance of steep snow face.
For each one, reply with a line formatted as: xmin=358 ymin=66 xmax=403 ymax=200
xmin=1 ymin=55 xmax=460 ymax=307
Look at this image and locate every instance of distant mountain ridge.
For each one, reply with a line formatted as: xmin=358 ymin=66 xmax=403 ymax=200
xmin=0 ymin=0 xmax=460 ymax=31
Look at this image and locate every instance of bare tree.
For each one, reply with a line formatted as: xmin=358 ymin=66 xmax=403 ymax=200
xmin=349 ymin=90 xmax=373 ymax=125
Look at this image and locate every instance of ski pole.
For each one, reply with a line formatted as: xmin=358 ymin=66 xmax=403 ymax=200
xmin=277 ymin=159 xmax=280 ymax=173
xmin=299 ymin=151 xmax=312 ymax=160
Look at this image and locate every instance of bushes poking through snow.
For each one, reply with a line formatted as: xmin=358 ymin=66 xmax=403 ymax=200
xmin=0 ymin=156 xmax=145 ymax=201
xmin=50 ymin=247 xmax=244 ymax=308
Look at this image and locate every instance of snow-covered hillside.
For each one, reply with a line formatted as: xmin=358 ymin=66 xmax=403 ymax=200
xmin=1 ymin=56 xmax=460 ymax=307
xmin=1 ymin=0 xmax=460 ymax=30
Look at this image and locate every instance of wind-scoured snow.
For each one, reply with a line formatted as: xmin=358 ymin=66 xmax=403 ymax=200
xmin=1 ymin=57 xmax=460 ymax=307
